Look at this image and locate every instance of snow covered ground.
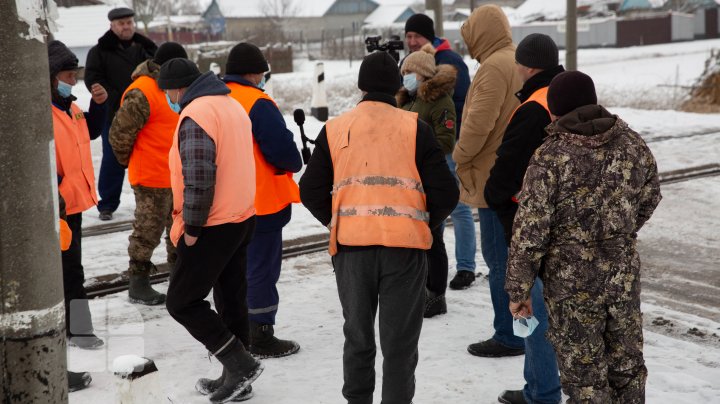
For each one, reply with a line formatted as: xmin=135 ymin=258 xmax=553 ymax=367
xmin=65 ymin=38 xmax=720 ymax=403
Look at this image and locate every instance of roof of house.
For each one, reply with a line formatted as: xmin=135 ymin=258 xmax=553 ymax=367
xmin=364 ymin=4 xmax=414 ymax=26
xmin=53 ymin=5 xmax=114 ymax=48
xmin=210 ymin=0 xmax=339 ymax=18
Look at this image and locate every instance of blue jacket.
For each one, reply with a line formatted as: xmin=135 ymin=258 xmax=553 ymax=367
xmin=433 ymin=38 xmax=470 ymax=139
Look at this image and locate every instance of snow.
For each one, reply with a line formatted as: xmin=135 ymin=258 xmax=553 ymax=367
xmin=54 ymin=5 xmax=113 ymax=48
xmin=212 ymin=0 xmax=337 ymax=18
xmin=112 ymin=355 xmax=150 ymax=374
xmin=60 ymin=35 xmax=720 ymax=403
xmin=364 ymin=5 xmax=412 ymax=27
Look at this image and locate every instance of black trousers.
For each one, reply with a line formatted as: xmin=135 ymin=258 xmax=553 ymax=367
xmin=63 ymin=213 xmax=93 ymax=336
xmin=426 ymin=224 xmax=448 ymax=296
xmin=333 ymin=247 xmax=427 ymax=404
xmin=166 ymin=218 xmax=256 ymax=354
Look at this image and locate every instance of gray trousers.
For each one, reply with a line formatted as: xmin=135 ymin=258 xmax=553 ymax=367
xmin=333 ymin=247 xmax=427 ymax=404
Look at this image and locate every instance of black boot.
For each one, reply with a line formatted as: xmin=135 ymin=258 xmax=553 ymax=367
xmin=468 ymin=338 xmax=525 ymax=357
xmin=68 ymin=371 xmax=92 ymax=392
xmin=196 ymin=368 xmax=254 ymax=401
xmin=424 ymin=289 xmax=447 ymax=318
xmin=498 ymin=389 xmax=528 ymax=404
xmin=210 ymin=340 xmax=263 ymax=403
xmin=449 ymin=270 xmax=476 ymax=290
xmin=128 ymin=261 xmax=166 ymax=305
xmin=67 ymin=334 xmax=104 ymax=350
xmin=250 ymin=321 xmax=300 ymax=359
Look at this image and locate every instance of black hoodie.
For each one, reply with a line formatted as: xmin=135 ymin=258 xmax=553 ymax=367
xmin=484 ymin=65 xmax=565 ymax=244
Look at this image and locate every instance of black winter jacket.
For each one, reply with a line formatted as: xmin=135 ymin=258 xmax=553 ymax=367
xmin=484 ymin=65 xmax=565 ymax=244
xmin=84 ymin=30 xmax=156 ymax=124
xmin=299 ymin=92 xmax=459 ymax=239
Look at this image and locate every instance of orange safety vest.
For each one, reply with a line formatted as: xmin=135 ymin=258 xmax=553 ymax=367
xmin=226 ymin=82 xmax=300 ymax=216
xmin=52 ymin=103 xmax=98 ymax=215
xmin=510 ymin=86 xmax=550 ymax=203
xmin=59 ymin=219 xmax=72 ymax=251
xmin=122 ymin=75 xmax=179 ymax=188
xmin=168 ymin=94 xmax=256 ymax=246
xmin=325 ymin=101 xmax=432 ymax=256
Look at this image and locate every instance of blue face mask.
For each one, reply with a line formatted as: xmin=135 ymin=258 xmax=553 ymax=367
xmin=165 ymin=92 xmax=181 ymax=114
xmin=57 ymin=80 xmax=73 ymax=98
xmin=403 ymin=73 xmax=418 ymax=94
xmin=513 ymin=315 xmax=539 ymax=338
xmin=258 ymin=75 xmax=266 ymax=90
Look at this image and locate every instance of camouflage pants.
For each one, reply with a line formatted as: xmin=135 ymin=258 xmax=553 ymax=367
xmin=545 ymin=291 xmax=647 ymax=404
xmin=128 ymin=185 xmax=175 ymax=273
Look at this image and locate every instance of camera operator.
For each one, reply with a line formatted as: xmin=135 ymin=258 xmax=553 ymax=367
xmin=365 ymin=35 xmax=404 ymax=63
xmin=404 ymin=13 xmax=477 ymax=291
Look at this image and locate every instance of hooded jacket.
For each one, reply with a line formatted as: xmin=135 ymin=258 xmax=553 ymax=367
xmin=452 ymin=5 xmax=522 ymax=208
xmin=84 ymin=30 xmax=157 ymax=124
xmin=397 ymin=64 xmax=457 ymax=155
xmin=505 ymin=105 xmax=662 ymax=303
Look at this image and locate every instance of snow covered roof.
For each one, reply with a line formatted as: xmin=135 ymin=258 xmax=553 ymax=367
xmin=509 ymin=0 xmax=664 ymax=23
xmin=53 ymin=5 xmax=113 ymax=48
xmin=210 ymin=0 xmax=338 ymax=18
xmin=364 ymin=4 xmax=414 ymax=26
xmin=148 ymin=15 xmax=204 ymax=29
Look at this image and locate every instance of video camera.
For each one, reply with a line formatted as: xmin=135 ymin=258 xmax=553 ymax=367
xmin=365 ymin=35 xmax=404 ymax=62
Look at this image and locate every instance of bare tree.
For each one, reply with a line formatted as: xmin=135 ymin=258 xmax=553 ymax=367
xmin=172 ymin=0 xmax=200 ymax=15
xmin=128 ymin=0 xmax=165 ymax=33
xmin=259 ymin=0 xmax=301 ymax=43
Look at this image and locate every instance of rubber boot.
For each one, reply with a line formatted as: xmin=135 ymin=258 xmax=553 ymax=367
xmin=210 ymin=340 xmax=264 ymax=403
xmin=196 ymin=368 xmax=253 ymax=401
xmin=250 ymin=321 xmax=300 ymax=359
xmin=68 ymin=371 xmax=92 ymax=392
xmin=128 ymin=262 xmax=166 ymax=305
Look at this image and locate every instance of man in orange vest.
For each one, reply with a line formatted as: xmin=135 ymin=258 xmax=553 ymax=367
xmin=484 ymin=33 xmax=564 ymax=404
xmin=299 ymin=51 xmax=459 ymax=404
xmin=223 ymin=42 xmax=303 ymax=358
xmin=48 ymin=40 xmax=108 ymax=350
xmin=109 ymin=42 xmax=189 ymax=306
xmin=159 ymin=59 xmax=263 ymax=402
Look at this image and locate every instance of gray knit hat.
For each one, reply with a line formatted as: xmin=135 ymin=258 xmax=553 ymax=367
xmin=48 ymin=40 xmax=80 ymax=77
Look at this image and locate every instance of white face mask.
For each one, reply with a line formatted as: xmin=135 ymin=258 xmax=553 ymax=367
xmin=403 ymin=73 xmax=419 ymax=94
xmin=512 ymin=315 xmax=539 ymax=338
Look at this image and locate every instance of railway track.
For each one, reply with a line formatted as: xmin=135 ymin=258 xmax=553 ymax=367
xmin=83 ymin=163 xmax=720 ymax=298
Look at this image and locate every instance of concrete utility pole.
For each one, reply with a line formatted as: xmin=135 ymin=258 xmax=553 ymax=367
xmin=566 ymin=0 xmax=578 ymax=71
xmin=0 ymin=0 xmax=68 ymax=402
xmin=469 ymin=0 xmax=476 ymax=12
xmin=426 ymin=0 xmax=444 ymax=38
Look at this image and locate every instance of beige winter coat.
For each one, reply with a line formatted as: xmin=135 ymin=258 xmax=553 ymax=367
xmin=452 ymin=5 xmax=522 ymax=208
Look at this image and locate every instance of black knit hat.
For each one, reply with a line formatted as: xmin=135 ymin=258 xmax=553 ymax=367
xmin=358 ymin=51 xmax=402 ymax=96
xmin=158 ymin=58 xmax=201 ymax=90
xmin=154 ymin=42 xmax=188 ymax=66
xmin=547 ymin=71 xmax=597 ymax=116
xmin=405 ymin=14 xmax=436 ymax=41
xmin=515 ymin=33 xmax=559 ymax=70
xmin=108 ymin=7 xmax=134 ymax=21
xmin=48 ymin=40 xmax=79 ymax=77
xmin=226 ymin=43 xmax=269 ymax=75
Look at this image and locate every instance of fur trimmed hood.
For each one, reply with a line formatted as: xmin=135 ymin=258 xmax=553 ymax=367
xmin=130 ymin=59 xmax=160 ymax=81
xmin=397 ymin=64 xmax=457 ymax=106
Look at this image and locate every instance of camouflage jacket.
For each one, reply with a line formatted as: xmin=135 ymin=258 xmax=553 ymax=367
xmin=108 ymin=60 xmax=159 ymax=166
xmin=505 ymin=105 xmax=661 ymax=303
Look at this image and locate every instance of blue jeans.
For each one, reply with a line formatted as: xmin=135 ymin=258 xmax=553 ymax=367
xmin=97 ymin=121 xmax=125 ymax=213
xmin=445 ymin=154 xmax=476 ymax=272
xmin=478 ymin=208 xmax=561 ymax=403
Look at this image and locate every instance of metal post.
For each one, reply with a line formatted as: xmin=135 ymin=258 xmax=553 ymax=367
xmin=0 ymin=1 xmax=68 ymax=402
xmin=425 ymin=0 xmax=444 ymax=38
xmin=566 ymin=0 xmax=578 ymax=71
xmin=470 ymin=0 xmax=476 ymax=12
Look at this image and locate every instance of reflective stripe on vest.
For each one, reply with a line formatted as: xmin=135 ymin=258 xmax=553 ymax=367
xmin=52 ymin=103 xmax=98 ymax=215
xmin=226 ymin=82 xmax=300 ymax=216
xmin=122 ymin=75 xmax=179 ymax=188
xmin=168 ymin=94 xmax=256 ymax=246
xmin=326 ymin=101 xmax=432 ymax=256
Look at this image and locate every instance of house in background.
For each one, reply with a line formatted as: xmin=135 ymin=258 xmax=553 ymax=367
xmin=53 ymin=4 xmax=114 ymax=65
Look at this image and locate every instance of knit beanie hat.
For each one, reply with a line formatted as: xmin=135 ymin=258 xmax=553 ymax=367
xmin=226 ymin=43 xmax=269 ymax=75
xmin=158 ymin=58 xmax=201 ymax=90
xmin=154 ymin=42 xmax=188 ymax=66
xmin=401 ymin=43 xmax=437 ymax=78
xmin=48 ymin=40 xmax=79 ymax=77
xmin=405 ymin=14 xmax=436 ymax=41
xmin=358 ymin=51 xmax=402 ymax=95
xmin=515 ymin=33 xmax=559 ymax=70
xmin=547 ymin=71 xmax=597 ymax=116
